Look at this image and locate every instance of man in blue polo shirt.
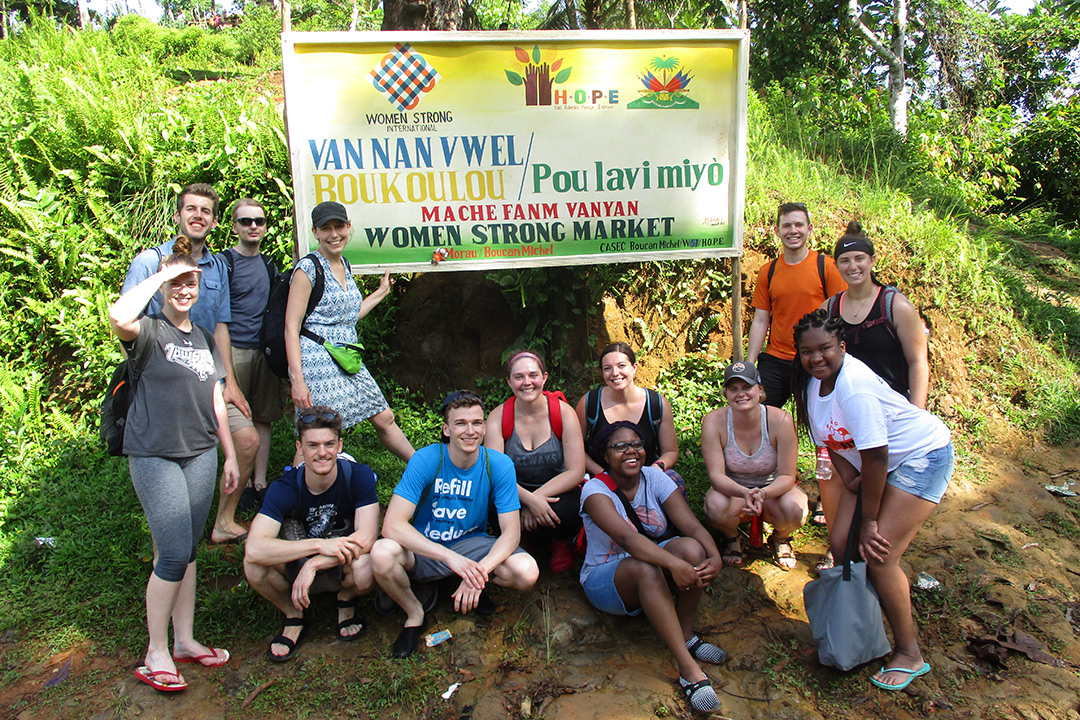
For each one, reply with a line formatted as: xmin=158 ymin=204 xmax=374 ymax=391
xmin=122 ymin=183 xmax=251 ymax=429
xmin=372 ymin=391 xmax=539 ymax=658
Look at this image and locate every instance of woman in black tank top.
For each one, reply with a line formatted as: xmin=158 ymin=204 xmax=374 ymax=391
xmin=824 ymin=222 xmax=930 ymax=409
xmin=574 ymin=342 xmax=683 ymax=496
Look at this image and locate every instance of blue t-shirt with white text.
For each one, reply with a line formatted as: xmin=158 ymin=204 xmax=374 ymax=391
xmin=392 ymin=443 xmax=519 ymax=544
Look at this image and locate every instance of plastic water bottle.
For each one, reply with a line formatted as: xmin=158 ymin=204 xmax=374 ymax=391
xmin=815 ymin=447 xmax=832 ymax=482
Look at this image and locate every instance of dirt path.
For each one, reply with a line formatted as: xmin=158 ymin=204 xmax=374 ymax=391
xmin=5 ymin=442 xmax=1080 ymax=720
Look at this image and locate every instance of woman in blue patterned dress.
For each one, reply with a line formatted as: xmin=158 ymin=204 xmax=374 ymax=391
xmin=284 ymin=202 xmax=414 ymax=461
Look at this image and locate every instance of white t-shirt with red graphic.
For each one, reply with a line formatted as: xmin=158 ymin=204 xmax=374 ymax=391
xmin=807 ymin=354 xmax=950 ymax=472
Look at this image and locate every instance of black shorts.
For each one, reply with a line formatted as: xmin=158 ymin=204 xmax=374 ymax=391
xmin=757 ymin=352 xmax=794 ymax=409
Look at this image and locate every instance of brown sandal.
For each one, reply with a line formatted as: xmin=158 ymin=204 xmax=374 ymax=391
xmin=769 ymin=534 xmax=797 ymax=571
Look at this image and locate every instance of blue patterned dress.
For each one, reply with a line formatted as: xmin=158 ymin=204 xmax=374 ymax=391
xmin=297 ymin=252 xmax=389 ymax=429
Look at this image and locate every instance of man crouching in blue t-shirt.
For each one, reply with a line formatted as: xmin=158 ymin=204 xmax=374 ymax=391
xmin=372 ymin=390 xmax=540 ymax=658
xmin=243 ymin=407 xmax=379 ymax=662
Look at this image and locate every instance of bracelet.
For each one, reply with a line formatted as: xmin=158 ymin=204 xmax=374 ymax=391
xmin=655 ymin=460 xmax=666 ymax=470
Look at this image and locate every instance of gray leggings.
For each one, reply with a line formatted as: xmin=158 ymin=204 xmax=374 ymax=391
xmin=129 ymin=448 xmax=218 ymax=582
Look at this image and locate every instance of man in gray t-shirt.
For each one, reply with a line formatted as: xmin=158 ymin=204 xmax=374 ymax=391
xmin=210 ymin=198 xmax=288 ymax=544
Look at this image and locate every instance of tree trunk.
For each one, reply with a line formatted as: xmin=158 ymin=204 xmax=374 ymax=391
xmin=383 ymin=0 xmax=475 ymax=30
xmin=280 ymin=0 xmax=291 ymax=32
xmin=625 ymin=0 xmax=635 ymax=29
xmin=77 ymin=0 xmax=89 ymax=28
xmin=846 ymin=0 xmax=908 ymax=135
xmin=889 ymin=0 xmax=908 ymax=135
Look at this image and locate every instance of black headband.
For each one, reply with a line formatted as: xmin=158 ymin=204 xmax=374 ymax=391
xmin=833 ymin=236 xmax=875 ymax=258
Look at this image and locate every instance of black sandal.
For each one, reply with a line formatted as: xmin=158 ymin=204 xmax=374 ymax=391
xmin=268 ymin=615 xmax=308 ymax=663
xmin=336 ymin=596 xmax=366 ymax=642
xmin=810 ymin=501 xmax=827 ymax=527
xmin=770 ymin=534 xmax=797 ymax=572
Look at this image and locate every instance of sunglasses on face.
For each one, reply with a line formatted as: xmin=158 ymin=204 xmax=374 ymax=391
xmin=608 ymin=440 xmax=644 ymax=453
xmin=299 ymin=411 xmax=339 ymax=423
xmin=236 ymin=217 xmax=267 ymax=227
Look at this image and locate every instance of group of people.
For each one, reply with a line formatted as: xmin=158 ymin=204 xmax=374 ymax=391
xmin=108 ymin=190 xmax=953 ymax=713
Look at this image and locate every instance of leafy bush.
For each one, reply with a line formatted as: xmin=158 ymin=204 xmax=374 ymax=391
xmin=1013 ymin=98 xmax=1080 ymax=224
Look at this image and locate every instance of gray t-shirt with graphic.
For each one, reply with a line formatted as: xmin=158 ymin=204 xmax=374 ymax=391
xmin=122 ymin=315 xmax=225 ymax=458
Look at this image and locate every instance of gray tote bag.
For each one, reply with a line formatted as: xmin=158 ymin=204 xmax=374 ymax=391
xmin=803 ymin=487 xmax=892 ymax=671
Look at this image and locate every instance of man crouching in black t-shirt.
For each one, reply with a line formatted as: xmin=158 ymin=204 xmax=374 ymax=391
xmin=244 ymin=407 xmax=379 ymax=662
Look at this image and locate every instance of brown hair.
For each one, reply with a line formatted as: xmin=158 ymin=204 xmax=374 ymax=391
xmin=296 ymin=406 xmax=343 ymax=439
xmin=176 ymin=183 xmax=220 ymax=218
xmin=160 ymin=235 xmax=199 ymax=271
xmin=230 ymin=197 xmax=266 ymax=221
xmin=599 ymin=342 xmax=636 ymax=368
xmin=505 ymin=350 xmax=546 ymax=377
xmin=776 ymin=201 xmax=810 ymax=226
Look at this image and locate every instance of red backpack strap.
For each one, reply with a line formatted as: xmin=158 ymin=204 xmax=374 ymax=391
xmin=501 ymin=395 xmax=516 ymax=441
xmin=543 ymin=390 xmax=566 ymax=440
xmin=594 ymin=472 xmax=617 ymax=492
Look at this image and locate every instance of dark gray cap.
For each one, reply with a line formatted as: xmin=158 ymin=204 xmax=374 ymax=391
xmin=723 ymin=361 xmax=760 ymax=386
xmin=311 ymin=201 xmax=349 ymax=228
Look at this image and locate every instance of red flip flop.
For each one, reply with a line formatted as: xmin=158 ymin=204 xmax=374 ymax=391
xmin=134 ymin=666 xmax=188 ymax=692
xmin=172 ymin=648 xmax=230 ymax=667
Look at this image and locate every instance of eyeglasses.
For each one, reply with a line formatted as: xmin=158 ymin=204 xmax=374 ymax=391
xmin=299 ymin=411 xmax=339 ymax=424
xmin=236 ymin=217 xmax=267 ymax=227
xmin=608 ymin=440 xmax=644 ymax=453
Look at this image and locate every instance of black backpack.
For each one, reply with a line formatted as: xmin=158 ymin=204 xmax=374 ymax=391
xmin=583 ymin=386 xmax=663 ymax=461
xmin=260 ymin=253 xmax=348 ymax=378
xmin=100 ymin=321 xmax=159 ymax=456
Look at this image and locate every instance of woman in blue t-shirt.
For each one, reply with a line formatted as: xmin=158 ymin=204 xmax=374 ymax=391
xmin=579 ymin=421 xmax=725 ymax=715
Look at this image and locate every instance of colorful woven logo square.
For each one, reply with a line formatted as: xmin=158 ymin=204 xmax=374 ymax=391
xmin=368 ymin=43 xmax=441 ymax=111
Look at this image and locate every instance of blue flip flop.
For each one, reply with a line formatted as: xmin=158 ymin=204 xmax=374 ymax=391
xmin=870 ymin=662 xmax=931 ymax=691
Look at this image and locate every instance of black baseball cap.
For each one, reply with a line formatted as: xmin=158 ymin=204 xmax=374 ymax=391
xmin=311 ymin=201 xmax=349 ymax=228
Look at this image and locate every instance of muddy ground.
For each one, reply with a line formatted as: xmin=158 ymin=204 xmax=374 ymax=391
xmin=4 ymin=440 xmax=1079 ymax=720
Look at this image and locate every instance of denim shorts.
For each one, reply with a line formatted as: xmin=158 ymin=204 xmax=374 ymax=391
xmin=886 ymin=442 xmax=954 ymax=504
xmin=580 ymin=537 xmax=678 ymax=617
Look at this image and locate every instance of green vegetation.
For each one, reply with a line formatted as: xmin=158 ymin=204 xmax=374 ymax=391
xmin=0 ymin=4 xmax=1077 ymax=716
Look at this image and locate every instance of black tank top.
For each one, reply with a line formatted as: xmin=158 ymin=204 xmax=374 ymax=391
xmin=829 ymin=288 xmax=910 ymax=396
xmin=590 ymin=389 xmax=662 ymax=465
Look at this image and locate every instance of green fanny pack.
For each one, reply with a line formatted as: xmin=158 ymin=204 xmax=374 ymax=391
xmin=299 ymin=327 xmax=365 ymax=375
xmin=323 ymin=341 xmax=364 ymax=375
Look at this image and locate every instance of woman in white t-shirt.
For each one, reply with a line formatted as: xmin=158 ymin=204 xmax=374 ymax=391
xmin=792 ymin=309 xmax=954 ymax=693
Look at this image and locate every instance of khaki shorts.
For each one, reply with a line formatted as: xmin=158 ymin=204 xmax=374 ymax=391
xmin=227 ymin=346 xmax=287 ymax=432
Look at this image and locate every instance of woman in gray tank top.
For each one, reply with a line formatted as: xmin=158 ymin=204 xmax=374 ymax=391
xmin=701 ymin=361 xmax=808 ymax=570
xmin=485 ymin=350 xmax=586 ymax=573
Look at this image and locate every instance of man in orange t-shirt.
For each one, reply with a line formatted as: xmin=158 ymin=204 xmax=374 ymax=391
xmin=747 ymin=202 xmax=847 ymax=407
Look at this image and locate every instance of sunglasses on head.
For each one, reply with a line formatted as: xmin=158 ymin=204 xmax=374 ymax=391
xmin=236 ymin=217 xmax=267 ymax=227
xmin=299 ymin=411 xmax=338 ymax=424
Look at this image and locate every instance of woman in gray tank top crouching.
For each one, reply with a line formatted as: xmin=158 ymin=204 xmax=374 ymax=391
xmin=701 ymin=361 xmax=808 ymax=571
